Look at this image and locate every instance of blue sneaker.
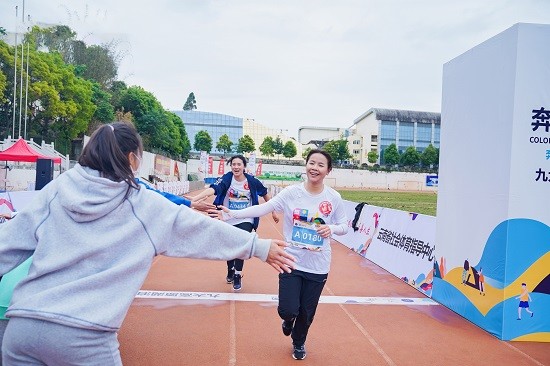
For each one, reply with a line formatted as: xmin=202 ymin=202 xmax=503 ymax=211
xmin=233 ymin=274 xmax=242 ymax=291
xmin=226 ymin=269 xmax=235 ymax=283
xmin=292 ymin=344 xmax=306 ymax=360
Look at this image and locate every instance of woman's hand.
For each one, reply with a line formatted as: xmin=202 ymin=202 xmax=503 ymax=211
xmin=271 ymin=211 xmax=280 ymax=224
xmin=266 ymin=240 xmax=295 ymax=273
xmin=207 ymin=206 xmax=231 ymax=220
xmin=190 ymin=197 xmax=216 ymax=212
xmin=316 ymin=224 xmax=332 ymax=238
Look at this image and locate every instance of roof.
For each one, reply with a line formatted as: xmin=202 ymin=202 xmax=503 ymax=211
xmin=0 ymin=138 xmax=62 ymax=164
xmin=353 ymin=108 xmax=441 ymax=125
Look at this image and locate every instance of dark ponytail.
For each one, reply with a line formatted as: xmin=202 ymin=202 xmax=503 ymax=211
xmin=78 ymin=122 xmax=142 ymax=198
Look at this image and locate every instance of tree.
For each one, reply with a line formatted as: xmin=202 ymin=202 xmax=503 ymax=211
xmin=169 ymin=112 xmax=191 ymax=161
xmin=216 ymin=133 xmax=233 ymax=156
xmin=383 ymin=143 xmax=400 ymax=166
xmin=367 ymin=150 xmax=379 ymax=165
xmin=237 ymin=135 xmax=255 ymax=154
xmin=302 ymin=147 xmax=312 ymax=160
xmin=420 ymin=144 xmax=438 ymax=168
xmin=400 ymin=146 xmax=420 ymax=167
xmin=194 ymin=130 xmax=212 ymax=153
xmin=183 ymin=92 xmax=197 ymax=110
xmin=323 ymin=139 xmax=352 ymax=165
xmin=273 ymin=136 xmax=284 ymax=160
xmin=282 ymin=140 xmax=297 ymax=160
xmin=259 ymin=136 xmax=275 ymax=157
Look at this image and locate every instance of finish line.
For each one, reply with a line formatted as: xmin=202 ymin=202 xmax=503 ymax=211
xmin=136 ymin=290 xmax=439 ymax=306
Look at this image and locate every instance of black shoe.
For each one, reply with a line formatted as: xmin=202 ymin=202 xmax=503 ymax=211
xmin=233 ymin=274 xmax=242 ymax=291
xmin=282 ymin=319 xmax=294 ymax=336
xmin=226 ymin=269 xmax=235 ymax=283
xmin=292 ymin=344 xmax=306 ymax=360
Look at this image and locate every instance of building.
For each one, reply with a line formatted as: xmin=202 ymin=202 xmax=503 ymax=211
xmin=243 ymin=118 xmax=302 ymax=160
xmin=173 ymin=110 xmax=301 ymax=160
xmin=349 ymin=108 xmax=441 ymax=165
xmin=174 ymin=110 xmax=243 ymax=155
xmin=297 ymin=126 xmax=349 ymax=148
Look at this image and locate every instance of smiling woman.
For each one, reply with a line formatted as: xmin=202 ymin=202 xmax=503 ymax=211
xmin=212 ymin=148 xmax=349 ymax=360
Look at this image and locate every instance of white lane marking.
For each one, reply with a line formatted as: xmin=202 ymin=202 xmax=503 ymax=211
xmin=325 ymin=286 xmax=396 ymax=366
xmin=503 ymin=342 xmax=546 ymax=366
xmin=135 ymin=290 xmax=438 ymax=306
xmin=229 ymin=300 xmax=236 ymax=366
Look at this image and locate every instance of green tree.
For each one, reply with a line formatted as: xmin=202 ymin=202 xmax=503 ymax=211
xmin=118 ymin=86 xmax=162 ymax=120
xmin=383 ymin=143 xmax=400 ymax=166
xmin=216 ymin=133 xmax=233 ymax=156
xmin=0 ymin=27 xmax=6 ymax=36
xmin=237 ymin=135 xmax=255 ymax=154
xmin=367 ymin=150 xmax=379 ymax=164
xmin=420 ymin=144 xmax=438 ymax=168
xmin=194 ymin=130 xmax=212 ymax=153
xmin=273 ymin=136 xmax=284 ymax=160
xmin=169 ymin=111 xmax=191 ymax=161
xmin=183 ymin=92 xmax=197 ymax=110
xmin=323 ymin=139 xmax=352 ymax=165
xmin=302 ymin=147 xmax=312 ymax=160
xmin=282 ymin=140 xmax=297 ymax=160
xmin=400 ymin=146 xmax=420 ymax=167
xmin=259 ymin=136 xmax=275 ymax=157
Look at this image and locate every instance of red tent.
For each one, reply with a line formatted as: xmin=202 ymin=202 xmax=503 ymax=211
xmin=0 ymin=138 xmax=62 ymax=164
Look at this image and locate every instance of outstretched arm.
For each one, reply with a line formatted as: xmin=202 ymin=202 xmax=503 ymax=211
xmin=191 ymin=187 xmax=215 ymax=202
xmin=261 ymin=193 xmax=280 ymax=223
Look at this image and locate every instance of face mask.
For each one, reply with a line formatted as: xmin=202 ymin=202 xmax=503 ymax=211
xmin=132 ymin=152 xmax=142 ymax=177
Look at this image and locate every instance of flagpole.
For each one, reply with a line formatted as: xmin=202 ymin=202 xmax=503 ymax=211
xmin=12 ymin=6 xmax=18 ymax=139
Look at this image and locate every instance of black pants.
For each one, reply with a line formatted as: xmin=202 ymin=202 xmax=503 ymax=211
xmin=227 ymin=222 xmax=254 ymax=271
xmin=278 ymin=270 xmax=328 ymax=346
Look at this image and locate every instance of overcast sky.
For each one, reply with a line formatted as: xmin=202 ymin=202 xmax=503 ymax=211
xmin=1 ymin=0 xmax=548 ymax=137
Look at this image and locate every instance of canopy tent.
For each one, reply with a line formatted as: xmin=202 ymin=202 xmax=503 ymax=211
xmin=0 ymin=138 xmax=61 ymax=164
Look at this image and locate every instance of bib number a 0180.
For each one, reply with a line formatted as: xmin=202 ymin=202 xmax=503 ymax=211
xmin=291 ymin=220 xmax=324 ymax=251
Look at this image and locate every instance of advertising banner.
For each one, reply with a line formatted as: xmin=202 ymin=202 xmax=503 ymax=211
xmin=207 ymin=156 xmax=213 ymax=175
xmin=437 ymin=23 xmax=550 ymax=341
xmin=218 ymin=158 xmax=225 ymax=175
xmin=248 ymin=153 xmax=256 ymax=176
xmin=154 ymin=154 xmax=171 ymax=176
xmin=337 ymin=200 xmax=436 ymax=297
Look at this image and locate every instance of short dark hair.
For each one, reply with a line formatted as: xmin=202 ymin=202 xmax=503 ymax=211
xmin=305 ymin=149 xmax=333 ymax=171
xmin=227 ymin=154 xmax=247 ymax=167
xmin=78 ymin=122 xmax=142 ymax=198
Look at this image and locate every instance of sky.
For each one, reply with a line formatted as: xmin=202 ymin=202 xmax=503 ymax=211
xmin=1 ymin=0 xmax=549 ymax=138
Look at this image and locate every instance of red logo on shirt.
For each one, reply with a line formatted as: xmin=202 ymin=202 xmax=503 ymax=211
xmin=319 ymin=201 xmax=332 ymax=216
xmin=244 ymin=182 xmax=249 ymax=190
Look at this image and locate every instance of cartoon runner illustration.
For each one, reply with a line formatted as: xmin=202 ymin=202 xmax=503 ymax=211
xmin=462 ymin=258 xmax=469 ymax=284
xmin=516 ymin=283 xmax=534 ymax=320
xmin=478 ymin=267 xmax=485 ymax=296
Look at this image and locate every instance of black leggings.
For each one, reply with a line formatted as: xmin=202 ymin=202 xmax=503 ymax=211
xmin=278 ymin=269 xmax=328 ymax=346
xmin=227 ymin=222 xmax=254 ymax=271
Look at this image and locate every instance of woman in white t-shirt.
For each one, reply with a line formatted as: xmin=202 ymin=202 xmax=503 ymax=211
xmin=213 ymin=149 xmax=348 ymax=360
xmin=192 ymin=155 xmax=279 ymax=291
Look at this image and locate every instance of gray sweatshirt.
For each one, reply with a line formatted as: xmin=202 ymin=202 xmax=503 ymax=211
xmin=0 ymin=164 xmax=270 ymax=331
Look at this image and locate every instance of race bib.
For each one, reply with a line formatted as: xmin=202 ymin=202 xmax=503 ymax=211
xmin=228 ymin=199 xmax=249 ymax=210
xmin=290 ymin=220 xmax=324 ymax=251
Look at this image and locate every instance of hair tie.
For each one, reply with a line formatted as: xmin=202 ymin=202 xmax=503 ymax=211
xmin=109 ymin=124 xmax=115 ymax=132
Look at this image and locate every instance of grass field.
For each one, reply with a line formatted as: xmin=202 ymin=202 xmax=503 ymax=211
xmin=337 ymin=190 xmax=438 ymax=216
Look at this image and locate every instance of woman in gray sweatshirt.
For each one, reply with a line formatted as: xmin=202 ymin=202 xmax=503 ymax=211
xmin=0 ymin=122 xmax=295 ymax=365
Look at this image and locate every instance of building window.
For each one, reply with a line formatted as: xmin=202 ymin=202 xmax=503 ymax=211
xmin=371 ymin=135 xmax=378 ymax=142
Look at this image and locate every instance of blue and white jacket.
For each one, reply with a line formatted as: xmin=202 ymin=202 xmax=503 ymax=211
xmin=210 ymin=172 xmax=268 ymax=230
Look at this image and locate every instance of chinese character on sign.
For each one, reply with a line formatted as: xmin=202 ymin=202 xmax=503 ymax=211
xmin=531 ymin=107 xmax=550 ymax=132
xmin=535 ymin=168 xmax=549 ymax=182
xmin=546 ymin=150 xmax=550 ymax=160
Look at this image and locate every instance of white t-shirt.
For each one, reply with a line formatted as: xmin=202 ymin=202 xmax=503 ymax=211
xmin=230 ymin=183 xmax=348 ymax=274
xmin=223 ymin=177 xmax=253 ymax=226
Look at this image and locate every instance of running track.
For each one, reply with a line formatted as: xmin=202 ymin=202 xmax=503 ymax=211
xmin=118 ymin=195 xmax=550 ymax=365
